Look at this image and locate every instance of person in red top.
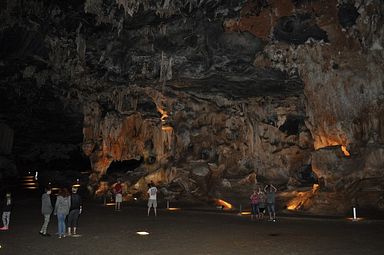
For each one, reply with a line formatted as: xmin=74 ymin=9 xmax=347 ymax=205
xmin=114 ymin=180 xmax=123 ymax=211
xmin=250 ymin=189 xmax=260 ymax=220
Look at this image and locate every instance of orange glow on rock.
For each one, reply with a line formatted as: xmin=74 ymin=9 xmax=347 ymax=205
xmin=341 ymin=146 xmax=350 ymax=157
xmin=162 ymin=126 xmax=173 ymax=131
xmin=216 ymin=199 xmax=233 ymax=209
xmin=315 ymin=136 xmax=350 ymax=157
xmin=287 ymin=184 xmax=319 ymax=211
xmin=157 ymin=107 xmax=168 ymax=122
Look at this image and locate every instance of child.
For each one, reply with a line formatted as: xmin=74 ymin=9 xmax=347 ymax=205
xmin=0 ymin=192 xmax=12 ymax=230
xmin=250 ymin=189 xmax=260 ymax=220
xmin=258 ymin=189 xmax=266 ymax=220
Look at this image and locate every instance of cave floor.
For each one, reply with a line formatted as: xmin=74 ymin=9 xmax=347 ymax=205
xmin=1 ymin=197 xmax=383 ymax=255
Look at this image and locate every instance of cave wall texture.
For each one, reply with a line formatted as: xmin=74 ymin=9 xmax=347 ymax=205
xmin=0 ymin=0 xmax=383 ymax=215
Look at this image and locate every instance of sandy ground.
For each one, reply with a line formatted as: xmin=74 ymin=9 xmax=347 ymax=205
xmin=1 ymin=196 xmax=384 ymax=255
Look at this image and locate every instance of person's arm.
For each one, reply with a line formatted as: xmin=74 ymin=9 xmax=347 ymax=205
xmin=79 ymin=195 xmax=83 ymax=214
xmin=271 ymin=184 xmax=277 ymax=192
xmin=264 ymin=186 xmax=268 ymax=192
xmin=54 ymin=197 xmax=59 ymax=215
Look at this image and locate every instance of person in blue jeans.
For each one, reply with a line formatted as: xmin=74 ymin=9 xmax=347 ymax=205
xmin=54 ymin=188 xmax=71 ymax=238
xmin=0 ymin=192 xmax=12 ymax=231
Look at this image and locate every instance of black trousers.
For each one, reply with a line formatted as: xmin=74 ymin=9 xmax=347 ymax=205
xmin=67 ymin=209 xmax=80 ymax=228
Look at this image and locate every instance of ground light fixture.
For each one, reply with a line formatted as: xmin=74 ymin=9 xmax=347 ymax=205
xmin=167 ymin=208 xmax=181 ymax=211
xmin=136 ymin=231 xmax=150 ymax=236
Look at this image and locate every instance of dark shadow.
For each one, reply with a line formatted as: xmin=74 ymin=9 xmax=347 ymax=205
xmin=106 ymin=157 xmax=144 ymax=175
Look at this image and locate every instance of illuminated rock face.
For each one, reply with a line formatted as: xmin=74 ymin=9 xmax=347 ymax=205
xmin=83 ymin=85 xmax=312 ymax=205
xmin=1 ymin=0 xmax=383 ymax=214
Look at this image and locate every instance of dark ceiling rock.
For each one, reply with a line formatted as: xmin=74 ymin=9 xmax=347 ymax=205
xmin=338 ymin=3 xmax=360 ymax=28
xmin=0 ymin=26 xmax=48 ymax=62
xmin=273 ymin=13 xmax=328 ymax=44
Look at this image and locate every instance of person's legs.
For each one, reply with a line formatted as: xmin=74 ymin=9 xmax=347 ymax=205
xmin=271 ymin=204 xmax=276 ymax=220
xmin=147 ymin=200 xmax=153 ymax=216
xmin=153 ymin=200 xmax=157 ymax=216
xmin=67 ymin=210 xmax=75 ymax=235
xmin=255 ymin=204 xmax=260 ymax=219
xmin=1 ymin=212 xmax=10 ymax=229
xmin=70 ymin=209 xmax=80 ymax=235
xmin=251 ymin=204 xmax=256 ymax=220
xmin=58 ymin=214 xmax=66 ymax=237
xmin=266 ymin=203 xmax=271 ymax=220
xmin=40 ymin=214 xmax=50 ymax=234
xmin=1 ymin=212 xmax=5 ymax=227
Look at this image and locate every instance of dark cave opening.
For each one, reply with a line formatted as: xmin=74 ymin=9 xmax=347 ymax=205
xmin=279 ymin=116 xmax=304 ymax=136
xmin=297 ymin=164 xmax=317 ymax=186
xmin=106 ymin=157 xmax=144 ymax=175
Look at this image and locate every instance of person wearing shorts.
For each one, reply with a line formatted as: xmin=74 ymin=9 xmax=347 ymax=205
xmin=264 ymin=184 xmax=277 ymax=222
xmin=147 ymin=183 xmax=158 ymax=216
xmin=114 ymin=180 xmax=123 ymax=211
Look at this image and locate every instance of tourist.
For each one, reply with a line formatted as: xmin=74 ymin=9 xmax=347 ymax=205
xmin=258 ymin=189 xmax=266 ymax=220
xmin=147 ymin=182 xmax=158 ymax=216
xmin=264 ymin=184 xmax=277 ymax=222
xmin=0 ymin=192 xmax=12 ymax=231
xmin=250 ymin=189 xmax=260 ymax=220
xmin=54 ymin=188 xmax=71 ymax=238
xmin=114 ymin=180 xmax=123 ymax=211
xmin=39 ymin=187 xmax=53 ymax=236
xmin=67 ymin=186 xmax=82 ymax=236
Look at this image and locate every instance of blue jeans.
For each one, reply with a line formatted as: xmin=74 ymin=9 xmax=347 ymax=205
xmin=57 ymin=214 xmax=66 ymax=236
xmin=251 ymin=204 xmax=259 ymax=216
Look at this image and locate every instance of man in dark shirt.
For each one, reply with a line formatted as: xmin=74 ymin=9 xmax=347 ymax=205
xmin=67 ymin=186 xmax=82 ymax=236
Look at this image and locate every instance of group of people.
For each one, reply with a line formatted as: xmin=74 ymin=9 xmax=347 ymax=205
xmin=112 ymin=180 xmax=158 ymax=217
xmin=250 ymin=184 xmax=277 ymax=222
xmin=1 ymin=180 xmax=276 ymax=237
xmin=38 ymin=186 xmax=83 ymax=238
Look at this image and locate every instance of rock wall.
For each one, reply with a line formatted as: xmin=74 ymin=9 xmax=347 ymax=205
xmin=84 ymin=84 xmax=312 ymax=206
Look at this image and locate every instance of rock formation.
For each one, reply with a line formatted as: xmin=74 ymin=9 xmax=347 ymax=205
xmin=0 ymin=0 xmax=383 ymax=215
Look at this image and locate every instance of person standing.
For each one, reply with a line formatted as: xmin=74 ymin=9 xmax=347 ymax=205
xmin=147 ymin=183 xmax=158 ymax=216
xmin=39 ymin=187 xmax=53 ymax=236
xmin=67 ymin=186 xmax=82 ymax=236
xmin=258 ymin=189 xmax=266 ymax=220
xmin=114 ymin=180 xmax=123 ymax=211
xmin=54 ymin=188 xmax=71 ymax=238
xmin=0 ymin=192 xmax=12 ymax=231
xmin=250 ymin=189 xmax=260 ymax=220
xmin=264 ymin=184 xmax=277 ymax=222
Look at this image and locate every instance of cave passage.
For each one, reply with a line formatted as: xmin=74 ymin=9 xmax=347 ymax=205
xmin=106 ymin=157 xmax=144 ymax=175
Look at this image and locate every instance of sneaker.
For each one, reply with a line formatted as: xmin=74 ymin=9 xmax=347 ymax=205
xmin=39 ymin=231 xmax=44 ymax=236
xmin=0 ymin=226 xmax=8 ymax=230
xmin=273 ymin=219 xmax=277 ymax=222
xmin=43 ymin=233 xmax=51 ymax=237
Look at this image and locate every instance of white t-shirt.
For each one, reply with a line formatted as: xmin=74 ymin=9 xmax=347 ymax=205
xmin=147 ymin=187 xmax=157 ymax=200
